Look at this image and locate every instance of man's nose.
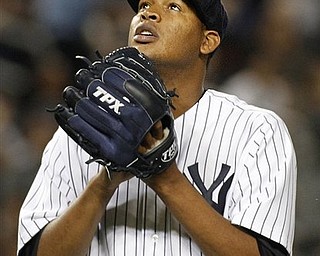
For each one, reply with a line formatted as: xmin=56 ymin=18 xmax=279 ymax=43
xmin=141 ymin=10 xmax=161 ymax=22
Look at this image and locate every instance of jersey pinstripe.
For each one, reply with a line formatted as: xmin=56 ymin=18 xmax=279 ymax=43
xmin=17 ymin=89 xmax=297 ymax=255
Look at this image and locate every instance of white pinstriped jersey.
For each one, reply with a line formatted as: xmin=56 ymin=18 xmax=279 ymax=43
xmin=18 ymin=89 xmax=297 ymax=255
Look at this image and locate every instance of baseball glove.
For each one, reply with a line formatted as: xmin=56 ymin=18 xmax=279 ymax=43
xmin=49 ymin=47 xmax=178 ymax=179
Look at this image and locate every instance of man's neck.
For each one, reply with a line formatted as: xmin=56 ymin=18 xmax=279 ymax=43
xmin=157 ymin=63 xmax=206 ymax=118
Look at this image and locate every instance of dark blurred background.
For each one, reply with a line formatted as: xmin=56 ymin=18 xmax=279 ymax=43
xmin=1 ymin=0 xmax=319 ymax=255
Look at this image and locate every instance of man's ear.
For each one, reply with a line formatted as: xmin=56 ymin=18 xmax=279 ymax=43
xmin=200 ymin=30 xmax=221 ymax=55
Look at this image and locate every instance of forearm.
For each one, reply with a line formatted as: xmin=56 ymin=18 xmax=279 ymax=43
xmin=146 ymin=165 xmax=260 ymax=256
xmin=37 ymin=170 xmax=116 ymax=256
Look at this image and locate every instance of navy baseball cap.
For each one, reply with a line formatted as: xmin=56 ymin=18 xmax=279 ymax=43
xmin=127 ymin=0 xmax=228 ymax=40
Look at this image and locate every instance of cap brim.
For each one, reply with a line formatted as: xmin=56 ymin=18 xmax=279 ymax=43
xmin=127 ymin=0 xmax=139 ymax=12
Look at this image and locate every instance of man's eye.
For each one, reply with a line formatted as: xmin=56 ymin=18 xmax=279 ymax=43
xmin=139 ymin=2 xmax=150 ymax=11
xmin=169 ymin=3 xmax=181 ymax=12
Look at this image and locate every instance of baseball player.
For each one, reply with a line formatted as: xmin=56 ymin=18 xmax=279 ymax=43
xmin=17 ymin=0 xmax=297 ymax=255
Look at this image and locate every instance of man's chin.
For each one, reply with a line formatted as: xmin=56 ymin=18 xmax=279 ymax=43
xmin=127 ymin=43 xmax=164 ymax=67
xmin=131 ymin=45 xmax=155 ymax=59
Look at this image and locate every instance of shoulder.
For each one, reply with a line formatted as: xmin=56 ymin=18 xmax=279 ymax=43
xmin=202 ymin=89 xmax=294 ymax=150
xmin=177 ymin=89 xmax=290 ymax=138
xmin=41 ymin=127 xmax=93 ymax=171
xmin=42 ymin=127 xmax=75 ymax=159
xmin=204 ymin=89 xmax=267 ymax=113
xmin=203 ymin=89 xmax=287 ymax=126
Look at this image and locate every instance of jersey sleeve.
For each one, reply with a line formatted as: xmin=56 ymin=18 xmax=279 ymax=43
xmin=17 ymin=128 xmax=100 ymax=254
xmin=228 ymin=112 xmax=297 ymax=254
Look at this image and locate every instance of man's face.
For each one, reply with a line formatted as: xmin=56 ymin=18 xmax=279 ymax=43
xmin=128 ymin=0 xmax=205 ymax=67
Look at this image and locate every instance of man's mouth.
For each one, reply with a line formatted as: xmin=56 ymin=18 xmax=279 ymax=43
xmin=134 ymin=25 xmax=158 ymax=43
xmin=139 ymin=30 xmax=154 ymax=36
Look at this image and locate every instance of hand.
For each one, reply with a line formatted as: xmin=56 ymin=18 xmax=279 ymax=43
xmin=93 ymin=167 xmax=133 ymax=198
xmin=138 ymin=121 xmax=164 ymax=154
xmin=50 ymin=47 xmax=177 ymax=178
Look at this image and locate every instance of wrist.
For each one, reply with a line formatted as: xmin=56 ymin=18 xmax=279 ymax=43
xmin=145 ymin=163 xmax=183 ymax=193
xmin=87 ymin=169 xmax=117 ymax=204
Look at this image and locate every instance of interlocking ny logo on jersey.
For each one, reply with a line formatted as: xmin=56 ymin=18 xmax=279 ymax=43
xmin=93 ymin=86 xmax=125 ymax=115
xmin=188 ymin=163 xmax=234 ymax=215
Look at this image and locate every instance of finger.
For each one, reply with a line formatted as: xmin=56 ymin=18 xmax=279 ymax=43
xmin=75 ymin=69 xmax=95 ymax=90
xmin=138 ymin=145 xmax=147 ymax=154
xmin=150 ymin=121 xmax=163 ymax=140
xmin=140 ymin=132 xmax=156 ymax=149
xmin=63 ymin=86 xmax=83 ymax=109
